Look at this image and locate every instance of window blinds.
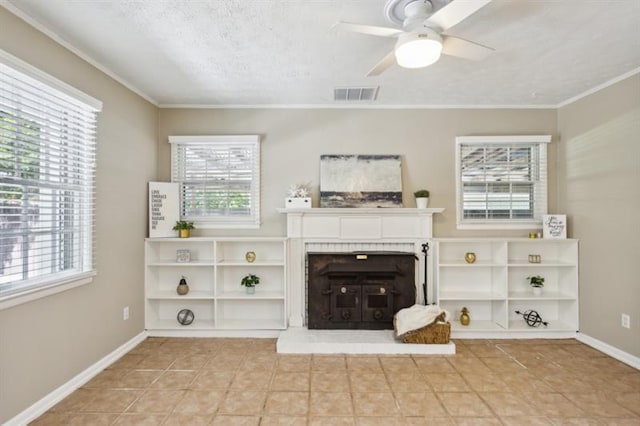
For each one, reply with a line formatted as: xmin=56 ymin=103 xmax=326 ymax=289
xmin=456 ymin=136 xmax=550 ymax=228
xmin=0 ymin=51 xmax=100 ymax=298
xmin=169 ymin=135 xmax=260 ymax=228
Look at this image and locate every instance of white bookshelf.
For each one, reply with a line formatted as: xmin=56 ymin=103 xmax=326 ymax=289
xmin=145 ymin=237 xmax=287 ymax=335
xmin=434 ymin=238 xmax=579 ymax=338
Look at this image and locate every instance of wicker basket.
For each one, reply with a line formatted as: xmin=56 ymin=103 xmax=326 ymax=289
xmin=394 ymin=312 xmax=451 ymax=344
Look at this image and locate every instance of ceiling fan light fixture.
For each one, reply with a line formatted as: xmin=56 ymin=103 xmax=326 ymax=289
xmin=395 ymin=31 xmax=443 ymax=69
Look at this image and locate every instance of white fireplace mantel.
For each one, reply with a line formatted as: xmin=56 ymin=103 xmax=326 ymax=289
xmin=277 ymin=207 xmax=444 ymax=327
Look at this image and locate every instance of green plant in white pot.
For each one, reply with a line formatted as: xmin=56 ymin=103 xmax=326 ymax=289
xmin=414 ymin=189 xmax=430 ymax=209
xmin=241 ymin=274 xmax=260 ymax=294
xmin=527 ymin=275 xmax=544 ymax=296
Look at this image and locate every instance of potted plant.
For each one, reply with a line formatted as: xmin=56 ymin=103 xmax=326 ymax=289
xmin=414 ymin=189 xmax=430 ymax=209
xmin=285 ymin=183 xmax=312 ymax=209
xmin=173 ymin=220 xmax=195 ymax=238
xmin=241 ymin=273 xmax=260 ymax=294
xmin=527 ymin=275 xmax=545 ymax=296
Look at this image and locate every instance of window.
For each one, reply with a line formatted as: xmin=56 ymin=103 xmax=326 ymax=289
xmin=0 ymin=50 xmax=101 ymax=306
xmin=455 ymin=135 xmax=550 ymax=229
xmin=169 ymin=135 xmax=260 ymax=228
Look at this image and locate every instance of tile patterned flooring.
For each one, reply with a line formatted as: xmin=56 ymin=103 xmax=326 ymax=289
xmin=32 ymin=338 xmax=640 ymax=425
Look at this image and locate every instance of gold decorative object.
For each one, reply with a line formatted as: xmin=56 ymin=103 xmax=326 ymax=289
xmin=460 ymin=307 xmax=471 ymax=326
xmin=528 ymin=254 xmax=541 ymax=264
xmin=464 ymin=252 xmax=476 ymax=264
xmin=245 ymin=251 xmax=256 ymax=263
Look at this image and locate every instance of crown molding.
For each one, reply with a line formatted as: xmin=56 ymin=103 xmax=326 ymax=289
xmin=158 ymin=103 xmax=558 ymax=110
xmin=556 ymin=67 xmax=640 ymax=108
xmin=1 ymin=1 xmax=158 ymax=106
xmin=3 ymin=1 xmax=637 ymax=111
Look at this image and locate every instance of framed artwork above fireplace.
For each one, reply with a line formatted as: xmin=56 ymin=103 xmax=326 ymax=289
xmin=320 ymin=154 xmax=402 ymax=208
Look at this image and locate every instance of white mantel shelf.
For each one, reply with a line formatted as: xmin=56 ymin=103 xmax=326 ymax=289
xmin=277 ymin=207 xmax=444 ymax=241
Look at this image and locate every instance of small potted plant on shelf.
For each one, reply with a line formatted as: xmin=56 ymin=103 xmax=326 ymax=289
xmin=414 ymin=189 xmax=430 ymax=209
xmin=527 ymin=275 xmax=545 ymax=296
xmin=173 ymin=220 xmax=195 ymax=238
xmin=241 ymin=273 xmax=260 ymax=294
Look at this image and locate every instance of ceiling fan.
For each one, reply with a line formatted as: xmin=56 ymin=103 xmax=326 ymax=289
xmin=336 ymin=0 xmax=494 ymax=76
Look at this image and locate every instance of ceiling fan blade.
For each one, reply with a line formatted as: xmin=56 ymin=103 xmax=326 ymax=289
xmin=425 ymin=0 xmax=492 ymax=31
xmin=442 ymin=35 xmax=494 ymax=61
xmin=366 ymin=50 xmax=397 ymax=77
xmin=335 ymin=21 xmax=404 ymax=37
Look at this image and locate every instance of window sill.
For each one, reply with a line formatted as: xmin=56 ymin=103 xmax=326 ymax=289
xmin=195 ymin=222 xmax=260 ymax=230
xmin=0 ymin=271 xmax=96 ymax=311
xmin=457 ymin=221 xmax=542 ymax=230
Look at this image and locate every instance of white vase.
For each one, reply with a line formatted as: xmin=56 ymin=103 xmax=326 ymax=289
xmin=532 ymin=287 xmax=543 ymax=296
xmin=416 ymin=197 xmax=429 ymax=209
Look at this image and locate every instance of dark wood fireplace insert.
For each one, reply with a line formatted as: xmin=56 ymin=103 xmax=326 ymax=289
xmin=307 ymin=252 xmax=416 ymax=329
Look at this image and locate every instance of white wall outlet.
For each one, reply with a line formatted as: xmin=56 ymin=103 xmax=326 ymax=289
xmin=621 ymin=313 xmax=630 ymax=329
xmin=123 ymin=306 xmax=130 ymax=321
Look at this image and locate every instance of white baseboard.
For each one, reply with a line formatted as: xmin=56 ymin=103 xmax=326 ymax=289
xmin=5 ymin=331 xmax=148 ymax=426
xmin=577 ymin=332 xmax=640 ymax=370
xmin=146 ymin=329 xmax=280 ymax=338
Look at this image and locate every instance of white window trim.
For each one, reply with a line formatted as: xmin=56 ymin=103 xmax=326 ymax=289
xmin=0 ymin=272 xmax=96 ymax=311
xmin=0 ymin=49 xmax=102 ymax=111
xmin=455 ymin=135 xmax=551 ymax=230
xmin=0 ymin=49 xmax=101 ymax=310
xmin=168 ymin=135 xmax=261 ymax=229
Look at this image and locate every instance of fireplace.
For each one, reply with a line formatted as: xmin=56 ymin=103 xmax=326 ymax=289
xmin=277 ymin=208 xmax=443 ymax=328
xmin=307 ymin=252 xmax=416 ymax=329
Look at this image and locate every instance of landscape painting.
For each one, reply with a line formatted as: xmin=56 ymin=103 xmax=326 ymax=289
xmin=320 ymin=155 xmax=403 ymax=208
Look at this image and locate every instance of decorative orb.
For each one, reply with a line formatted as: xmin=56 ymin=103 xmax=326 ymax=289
xmin=245 ymin=251 xmax=256 ymax=263
xmin=515 ymin=309 xmax=548 ymax=327
xmin=464 ymin=252 xmax=476 ymax=264
xmin=176 ymin=309 xmax=194 ymax=325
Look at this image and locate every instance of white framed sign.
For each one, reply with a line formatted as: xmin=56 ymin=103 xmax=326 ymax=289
xmin=149 ymin=182 xmax=179 ymax=238
xmin=543 ymin=214 xmax=567 ymax=239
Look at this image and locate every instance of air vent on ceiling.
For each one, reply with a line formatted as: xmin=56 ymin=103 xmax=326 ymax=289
xmin=334 ymin=86 xmax=379 ymax=102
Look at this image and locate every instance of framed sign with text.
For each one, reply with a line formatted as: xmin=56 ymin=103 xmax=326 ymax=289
xmin=149 ymin=182 xmax=179 ymax=238
xmin=542 ymin=214 xmax=567 ymax=239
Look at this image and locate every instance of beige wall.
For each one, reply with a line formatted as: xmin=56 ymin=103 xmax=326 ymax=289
xmin=158 ymin=108 xmax=558 ymax=238
xmin=1 ymin=3 xmax=637 ymax=420
xmin=557 ymin=74 xmax=640 ymax=357
xmin=0 ymin=9 xmax=158 ymax=422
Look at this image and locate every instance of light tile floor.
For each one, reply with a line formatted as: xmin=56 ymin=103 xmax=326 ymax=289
xmin=32 ymin=338 xmax=640 ymax=425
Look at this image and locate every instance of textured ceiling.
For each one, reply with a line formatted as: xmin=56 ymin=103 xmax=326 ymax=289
xmin=4 ymin=0 xmax=640 ymax=107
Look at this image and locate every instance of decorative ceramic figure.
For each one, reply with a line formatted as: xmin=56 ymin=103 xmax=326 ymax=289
xmin=177 ymin=276 xmax=189 ymax=295
xmin=460 ymin=307 xmax=471 ymax=326
xmin=464 ymin=252 xmax=476 ymax=264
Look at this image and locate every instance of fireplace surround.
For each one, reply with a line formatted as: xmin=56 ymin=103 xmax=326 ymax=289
xmin=278 ymin=207 xmax=444 ymax=328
